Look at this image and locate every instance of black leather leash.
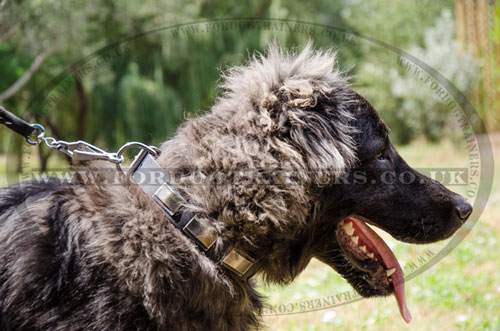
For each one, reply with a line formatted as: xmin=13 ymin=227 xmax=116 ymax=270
xmin=0 ymin=106 xmax=35 ymax=142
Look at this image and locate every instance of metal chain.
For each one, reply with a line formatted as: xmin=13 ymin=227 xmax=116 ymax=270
xmin=30 ymin=124 xmax=161 ymax=169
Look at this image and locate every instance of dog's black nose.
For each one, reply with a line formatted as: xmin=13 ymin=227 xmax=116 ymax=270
xmin=455 ymin=201 xmax=472 ymax=222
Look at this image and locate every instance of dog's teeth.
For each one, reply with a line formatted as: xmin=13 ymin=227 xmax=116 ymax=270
xmin=386 ymin=268 xmax=396 ymax=277
xmin=351 ymin=236 xmax=359 ymax=244
xmin=343 ymin=221 xmax=355 ymax=236
xmin=367 ymin=252 xmax=375 ymax=259
xmin=360 ymin=245 xmax=367 ymax=253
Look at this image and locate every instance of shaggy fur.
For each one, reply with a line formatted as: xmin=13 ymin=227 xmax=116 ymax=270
xmin=0 ymin=44 xmax=471 ymax=330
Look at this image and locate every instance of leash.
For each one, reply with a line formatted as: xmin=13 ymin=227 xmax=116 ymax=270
xmin=0 ymin=106 xmax=257 ymax=279
xmin=0 ymin=106 xmax=35 ymax=141
xmin=0 ymin=105 xmax=160 ymax=171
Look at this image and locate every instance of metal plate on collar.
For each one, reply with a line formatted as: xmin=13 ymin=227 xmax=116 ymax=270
xmin=130 ymin=152 xmax=168 ymax=196
xmin=154 ymin=183 xmax=182 ymax=215
xmin=129 ymin=151 xmax=257 ymax=279
xmin=183 ymin=217 xmax=217 ymax=251
xmin=222 ymin=249 xmax=255 ymax=278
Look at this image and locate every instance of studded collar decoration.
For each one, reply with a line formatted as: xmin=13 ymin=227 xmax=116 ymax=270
xmin=127 ymin=149 xmax=257 ymax=280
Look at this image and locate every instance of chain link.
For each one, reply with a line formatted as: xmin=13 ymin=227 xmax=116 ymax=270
xmin=30 ymin=124 xmax=160 ymax=166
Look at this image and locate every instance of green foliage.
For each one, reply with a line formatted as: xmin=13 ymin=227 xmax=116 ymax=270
xmin=0 ymin=0 xmax=479 ymax=165
xmin=354 ymin=9 xmax=479 ymax=143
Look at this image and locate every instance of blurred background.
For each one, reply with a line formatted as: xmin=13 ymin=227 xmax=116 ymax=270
xmin=0 ymin=0 xmax=499 ymax=330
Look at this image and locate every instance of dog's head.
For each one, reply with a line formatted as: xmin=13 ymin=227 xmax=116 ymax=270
xmin=160 ymin=43 xmax=471 ymax=322
xmin=309 ymin=90 xmax=471 ymax=322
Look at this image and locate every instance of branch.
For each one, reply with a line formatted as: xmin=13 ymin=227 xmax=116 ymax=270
xmin=0 ymin=43 xmax=58 ymax=103
xmin=0 ymin=0 xmax=8 ymax=13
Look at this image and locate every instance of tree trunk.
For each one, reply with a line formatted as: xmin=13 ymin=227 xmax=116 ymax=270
xmin=75 ymin=78 xmax=87 ymax=140
xmin=37 ymin=142 xmax=49 ymax=173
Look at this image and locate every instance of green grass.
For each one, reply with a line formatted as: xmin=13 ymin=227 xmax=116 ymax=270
xmin=0 ymin=149 xmax=69 ymax=187
xmin=1 ymin=137 xmax=499 ymax=330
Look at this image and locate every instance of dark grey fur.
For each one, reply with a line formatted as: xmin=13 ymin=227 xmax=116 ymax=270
xmin=0 ymin=44 xmax=471 ymax=330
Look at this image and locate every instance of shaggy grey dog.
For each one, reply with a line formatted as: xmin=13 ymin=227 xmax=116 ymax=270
xmin=0 ymin=44 xmax=471 ymax=330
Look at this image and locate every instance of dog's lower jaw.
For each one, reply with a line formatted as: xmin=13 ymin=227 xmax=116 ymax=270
xmin=315 ymin=216 xmax=412 ymax=323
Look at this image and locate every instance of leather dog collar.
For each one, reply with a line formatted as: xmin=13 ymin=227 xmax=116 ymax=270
xmin=127 ymin=149 xmax=257 ymax=280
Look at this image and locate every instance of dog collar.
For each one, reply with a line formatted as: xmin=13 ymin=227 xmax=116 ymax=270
xmin=127 ymin=149 xmax=257 ymax=280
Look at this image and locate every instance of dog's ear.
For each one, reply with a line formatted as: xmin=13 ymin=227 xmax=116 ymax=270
xmin=262 ymin=91 xmax=357 ymax=184
xmin=260 ymin=93 xmax=289 ymax=135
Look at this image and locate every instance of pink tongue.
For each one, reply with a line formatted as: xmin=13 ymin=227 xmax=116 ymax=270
xmin=346 ymin=217 xmax=412 ymax=323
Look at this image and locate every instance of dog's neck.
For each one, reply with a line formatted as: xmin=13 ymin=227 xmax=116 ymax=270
xmin=73 ymin=169 xmax=263 ymax=328
xmin=128 ymin=150 xmax=258 ymax=280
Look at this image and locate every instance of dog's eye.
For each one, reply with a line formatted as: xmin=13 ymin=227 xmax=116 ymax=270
xmin=376 ymin=152 xmax=386 ymax=161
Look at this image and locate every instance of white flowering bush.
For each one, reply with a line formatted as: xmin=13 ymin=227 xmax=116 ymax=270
xmin=389 ymin=9 xmax=480 ymax=141
xmin=354 ymin=9 xmax=479 ymax=143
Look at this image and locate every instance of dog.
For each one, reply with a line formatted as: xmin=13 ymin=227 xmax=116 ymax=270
xmin=0 ymin=43 xmax=472 ymax=330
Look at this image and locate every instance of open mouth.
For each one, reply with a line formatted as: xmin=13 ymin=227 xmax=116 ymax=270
xmin=337 ymin=216 xmax=412 ymax=323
